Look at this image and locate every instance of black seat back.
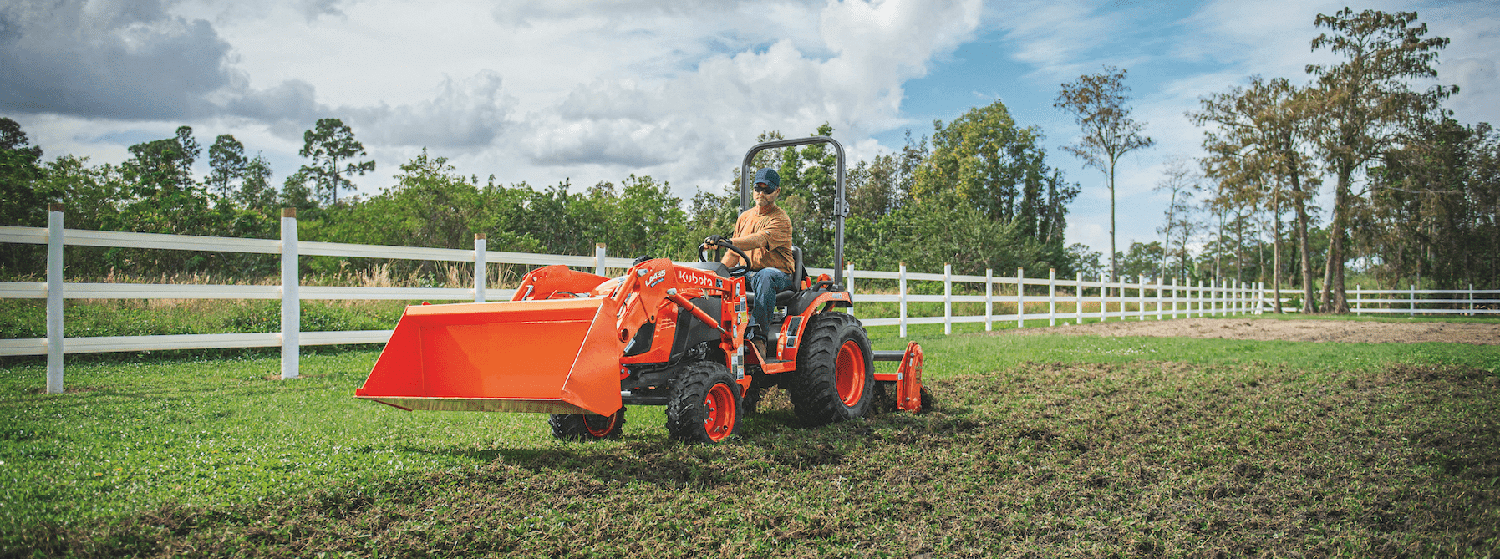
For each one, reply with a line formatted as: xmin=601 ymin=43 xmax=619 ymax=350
xmin=775 ymin=246 xmax=809 ymax=310
xmin=789 ymin=246 xmax=806 ymax=290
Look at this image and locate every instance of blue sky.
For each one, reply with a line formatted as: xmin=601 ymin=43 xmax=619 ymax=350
xmin=3 ymin=0 xmax=1496 ymax=266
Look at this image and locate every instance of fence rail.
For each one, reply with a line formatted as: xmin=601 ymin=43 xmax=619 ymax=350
xmin=3 ymin=207 xmax=1495 ymax=393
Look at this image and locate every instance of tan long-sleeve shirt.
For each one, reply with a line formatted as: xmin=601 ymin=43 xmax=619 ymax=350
xmin=723 ymin=205 xmax=794 ymax=274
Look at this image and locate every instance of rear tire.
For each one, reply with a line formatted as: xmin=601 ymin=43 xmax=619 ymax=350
xmin=549 ymin=408 xmax=626 ymax=440
xmin=787 ymin=312 xmax=875 ymax=426
xmin=666 ymin=361 xmax=741 ymax=443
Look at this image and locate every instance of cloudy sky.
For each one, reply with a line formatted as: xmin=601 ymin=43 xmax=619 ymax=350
xmin=3 ymin=0 xmax=1496 ymax=262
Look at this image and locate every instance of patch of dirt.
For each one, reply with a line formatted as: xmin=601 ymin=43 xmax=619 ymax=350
xmin=994 ymin=317 xmax=1500 ymax=344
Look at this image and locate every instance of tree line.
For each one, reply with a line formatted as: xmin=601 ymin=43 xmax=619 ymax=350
xmin=1183 ymin=7 xmax=1496 ymax=312
xmin=0 ymin=102 xmax=1084 ymax=284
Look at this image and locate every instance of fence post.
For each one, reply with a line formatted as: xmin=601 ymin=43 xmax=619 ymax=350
xmin=46 ymin=204 xmax=64 ymax=394
xmin=1255 ymin=281 xmax=1260 ymax=314
xmin=985 ymin=268 xmax=993 ymax=332
xmin=1159 ymin=277 xmax=1166 ymax=319
xmin=1137 ymin=275 xmax=1145 ymax=320
xmin=1201 ymin=279 xmax=1208 ymax=316
xmin=1410 ymin=283 xmax=1416 ymax=318
xmin=1354 ymin=284 xmax=1361 ymax=315
xmin=1228 ymin=279 xmax=1235 ymax=314
xmin=280 ymin=208 xmax=299 ymax=380
xmin=1209 ymin=279 xmax=1215 ymax=316
xmin=1171 ymin=277 xmax=1178 ymax=319
xmin=1075 ymin=272 xmax=1083 ymax=324
xmin=846 ymin=262 xmax=855 ymax=316
xmin=1194 ymin=278 xmax=1200 ymax=317
xmin=1017 ymin=267 xmax=1026 ymax=329
xmin=474 ymin=233 xmax=487 ymax=303
xmin=1100 ymin=274 xmax=1108 ymax=322
xmin=899 ymin=262 xmax=908 ymax=338
xmin=594 ymin=243 xmax=607 ymax=276
xmin=1212 ymin=279 xmax=1218 ymax=316
xmin=1191 ymin=279 xmax=1199 ymax=317
xmin=943 ymin=263 xmax=952 ymax=335
xmin=1048 ymin=268 xmax=1057 ymax=327
xmin=1210 ymin=279 xmax=1217 ymax=316
xmin=1470 ymin=283 xmax=1475 ymax=317
xmin=1218 ymin=279 xmax=1224 ymax=316
xmin=1184 ymin=278 xmax=1190 ymax=317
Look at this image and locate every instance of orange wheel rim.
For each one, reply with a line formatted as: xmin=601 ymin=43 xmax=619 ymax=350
xmin=835 ymin=340 xmax=866 ymax=407
xmin=703 ymin=384 xmax=736 ymax=442
xmin=584 ymin=410 xmax=620 ymax=438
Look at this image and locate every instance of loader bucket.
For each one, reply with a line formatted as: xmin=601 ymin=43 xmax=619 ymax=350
xmin=355 ymin=297 xmax=627 ymax=417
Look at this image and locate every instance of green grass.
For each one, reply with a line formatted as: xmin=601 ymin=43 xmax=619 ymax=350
xmin=3 ymin=322 xmax=1498 ymax=557
xmin=0 ymin=299 xmax=410 ymax=340
xmin=863 ymin=321 xmax=1500 ymax=376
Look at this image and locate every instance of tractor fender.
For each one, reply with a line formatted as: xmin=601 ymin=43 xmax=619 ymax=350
xmin=774 ymin=291 xmax=854 ymax=360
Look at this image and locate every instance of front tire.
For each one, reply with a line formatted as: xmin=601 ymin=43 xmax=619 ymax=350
xmin=666 ymin=361 xmax=741 ymax=443
xmin=787 ymin=312 xmax=875 ymax=426
xmin=549 ymin=408 xmax=626 ymax=440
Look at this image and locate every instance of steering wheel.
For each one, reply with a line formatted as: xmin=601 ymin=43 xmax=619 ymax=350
xmin=700 ymin=240 xmax=751 ymax=278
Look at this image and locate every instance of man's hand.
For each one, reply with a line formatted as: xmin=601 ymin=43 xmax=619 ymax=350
xmin=702 ymin=235 xmax=725 ymax=248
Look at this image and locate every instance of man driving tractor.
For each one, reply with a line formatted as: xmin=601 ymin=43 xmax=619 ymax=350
xmin=703 ymin=168 xmax=793 ymax=358
xmin=356 ymin=137 xmax=930 ymax=444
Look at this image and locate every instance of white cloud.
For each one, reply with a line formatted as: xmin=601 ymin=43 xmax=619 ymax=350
xmin=348 ymin=71 xmax=514 ymax=150
xmin=500 ymin=0 xmax=985 ymax=190
xmin=991 ymin=0 xmax=1120 ymax=82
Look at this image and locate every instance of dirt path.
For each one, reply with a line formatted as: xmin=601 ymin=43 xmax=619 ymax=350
xmin=992 ymin=317 xmax=1500 ymax=345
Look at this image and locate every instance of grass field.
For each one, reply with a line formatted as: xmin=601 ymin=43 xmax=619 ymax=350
xmin=3 ymin=320 xmax=1498 ymax=557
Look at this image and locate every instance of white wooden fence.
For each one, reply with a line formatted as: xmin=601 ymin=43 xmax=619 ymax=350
xmin=1349 ymin=284 xmax=1500 ymax=316
xmin=3 ymin=207 xmax=1494 ymax=393
xmin=842 ymin=263 xmax=1264 ymax=337
xmin=2 ymin=207 xmax=638 ymax=393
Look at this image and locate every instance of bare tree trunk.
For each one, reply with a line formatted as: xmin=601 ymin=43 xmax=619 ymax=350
xmin=1321 ymin=170 xmax=1352 ymax=313
xmin=1161 ymin=190 xmax=1176 ymax=281
xmin=1109 ymin=158 xmax=1118 ymax=295
xmin=1272 ymin=191 xmax=1284 ymax=313
xmin=1292 ymin=174 xmax=1317 ymax=313
xmin=1215 ymin=208 xmax=1225 ymax=280
xmin=1236 ymin=207 xmax=1246 ymax=284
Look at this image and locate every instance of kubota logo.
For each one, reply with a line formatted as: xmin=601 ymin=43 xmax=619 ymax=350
xmin=677 ymin=271 xmax=713 ymax=287
xmin=646 ymin=270 xmax=667 ymax=287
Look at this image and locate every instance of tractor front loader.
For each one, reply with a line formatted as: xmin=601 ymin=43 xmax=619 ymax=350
xmin=355 ymin=137 xmax=929 ymax=443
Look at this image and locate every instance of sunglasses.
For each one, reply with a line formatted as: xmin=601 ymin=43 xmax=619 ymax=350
xmin=753 ymin=183 xmax=777 ymax=193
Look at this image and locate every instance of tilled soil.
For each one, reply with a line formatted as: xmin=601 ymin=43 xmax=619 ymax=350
xmin=993 ymin=317 xmax=1500 ymax=344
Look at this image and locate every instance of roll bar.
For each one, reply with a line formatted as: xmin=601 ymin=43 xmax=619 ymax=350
xmin=739 ymin=136 xmax=847 ymax=288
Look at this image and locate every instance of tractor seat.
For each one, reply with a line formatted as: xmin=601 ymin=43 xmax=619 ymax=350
xmin=773 ymin=246 xmax=808 ymax=309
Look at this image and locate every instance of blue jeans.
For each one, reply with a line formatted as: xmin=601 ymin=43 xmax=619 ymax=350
xmin=748 ymin=267 xmax=790 ymax=341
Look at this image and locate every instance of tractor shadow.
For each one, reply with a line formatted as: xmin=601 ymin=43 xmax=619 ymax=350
xmin=468 ymin=381 xmax=970 ymax=489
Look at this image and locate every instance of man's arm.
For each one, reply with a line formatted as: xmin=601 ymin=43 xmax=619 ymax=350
xmin=719 ymin=214 xmax=746 ymax=267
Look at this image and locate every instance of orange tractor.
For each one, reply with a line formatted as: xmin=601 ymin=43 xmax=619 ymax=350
xmin=355 ymin=137 xmax=928 ymax=443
